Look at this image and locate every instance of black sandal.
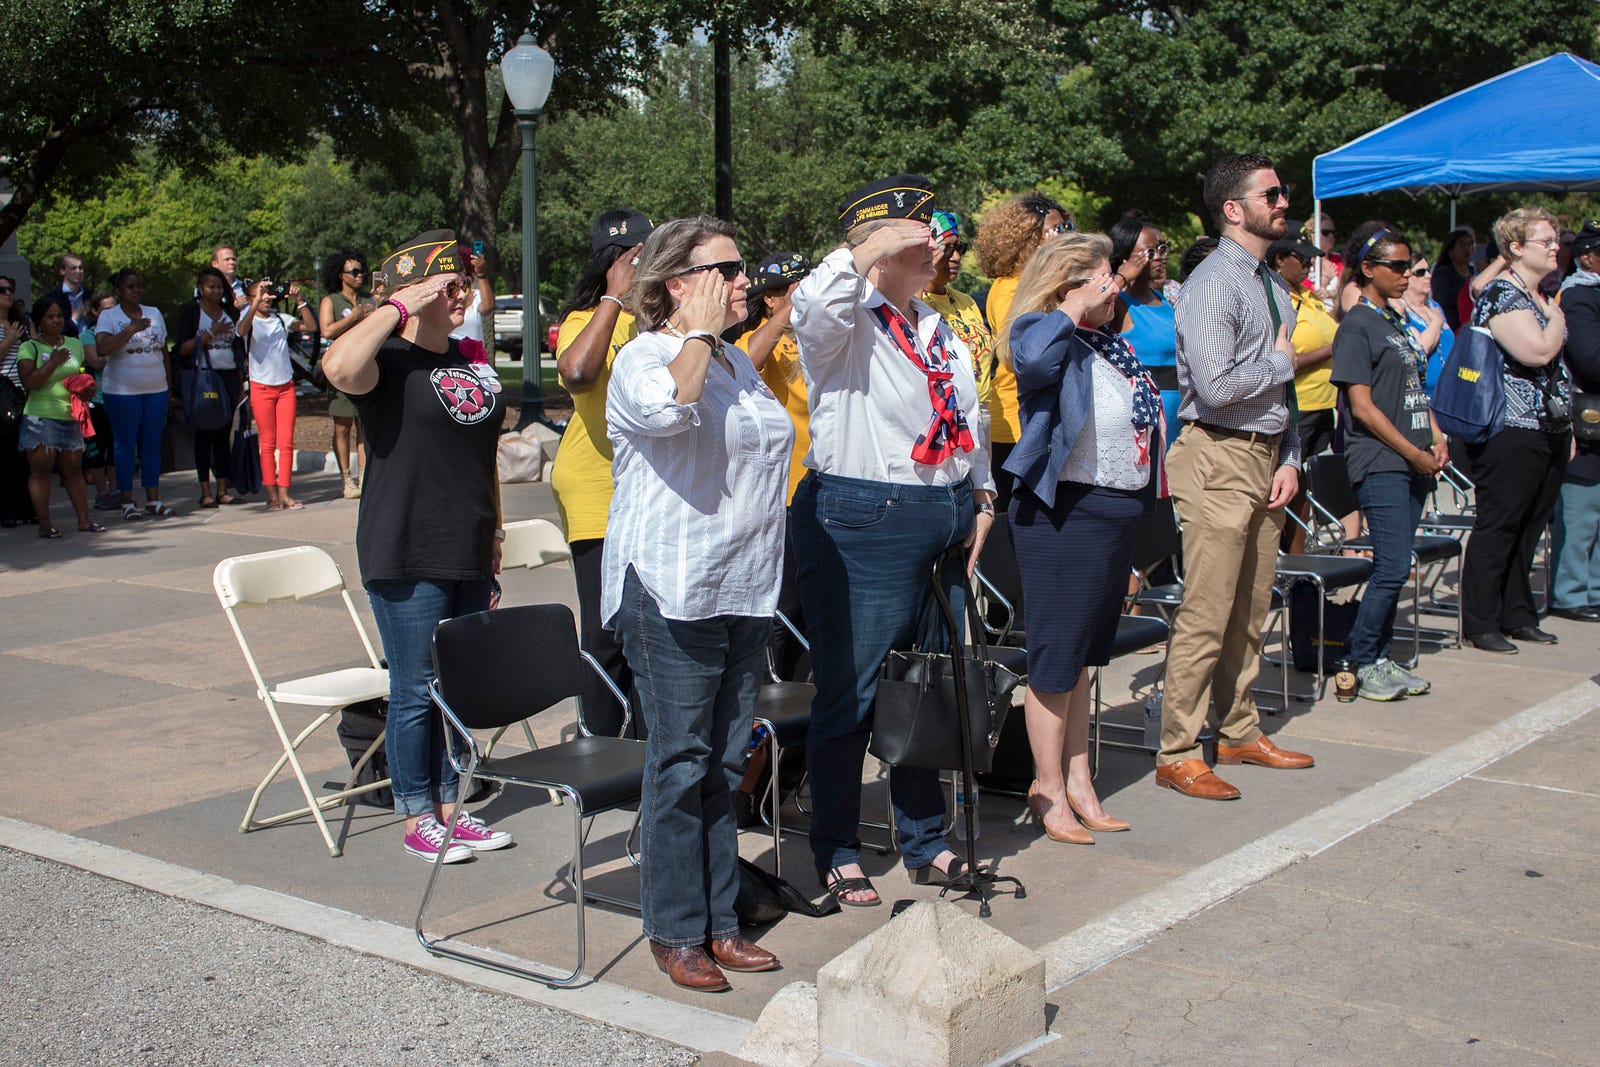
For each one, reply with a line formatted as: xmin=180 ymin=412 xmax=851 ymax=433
xmin=911 ymin=856 xmax=969 ymax=886
xmin=817 ymin=865 xmax=881 ymax=907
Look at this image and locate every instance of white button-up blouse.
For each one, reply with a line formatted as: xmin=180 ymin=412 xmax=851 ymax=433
xmin=603 ymin=329 xmax=795 ymax=627
xmin=791 ymin=248 xmax=993 ymax=491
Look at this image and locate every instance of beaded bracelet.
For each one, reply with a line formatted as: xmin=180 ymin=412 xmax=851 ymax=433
xmin=598 ymin=294 xmax=625 ymax=309
xmin=385 ymin=299 xmax=409 ymax=330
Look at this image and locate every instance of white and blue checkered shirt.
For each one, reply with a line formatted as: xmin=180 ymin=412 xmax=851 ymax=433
xmin=1173 ymin=236 xmax=1302 ymax=468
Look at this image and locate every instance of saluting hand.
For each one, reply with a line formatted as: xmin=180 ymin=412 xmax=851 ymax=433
xmin=677 ymin=268 xmax=730 ymax=337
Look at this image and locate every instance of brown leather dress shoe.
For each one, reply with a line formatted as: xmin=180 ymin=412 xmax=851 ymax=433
xmin=1155 ymin=760 xmax=1241 ymax=800
xmin=649 ymin=941 xmax=731 ymax=992
xmin=708 ymin=935 xmax=781 ymax=973
xmin=1215 ymin=735 xmax=1314 ymax=769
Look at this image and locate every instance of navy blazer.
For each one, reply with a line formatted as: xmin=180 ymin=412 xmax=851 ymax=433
xmin=1001 ymin=310 xmax=1163 ymax=509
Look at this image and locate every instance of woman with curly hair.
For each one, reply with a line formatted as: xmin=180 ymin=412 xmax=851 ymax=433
xmin=975 ymin=191 xmax=1072 ymax=505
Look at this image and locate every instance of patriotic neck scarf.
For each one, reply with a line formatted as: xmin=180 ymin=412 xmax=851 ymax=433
xmin=871 ymin=301 xmax=975 ymax=466
xmin=1079 ymin=325 xmax=1166 ymax=470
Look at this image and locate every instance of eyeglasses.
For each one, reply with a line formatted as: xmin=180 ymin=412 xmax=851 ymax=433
xmin=1232 ymin=183 xmax=1292 ymax=207
xmin=1522 ymin=236 xmax=1559 ymax=249
xmin=344 ymin=267 xmax=366 ymax=276
xmin=1369 ymin=258 xmax=1412 ymax=273
xmin=678 ymin=259 xmax=746 ymax=282
xmin=1144 ymin=241 xmax=1172 ymax=258
xmin=1047 ymin=221 xmax=1075 ymax=235
xmin=1409 ymin=266 xmax=1432 ymax=277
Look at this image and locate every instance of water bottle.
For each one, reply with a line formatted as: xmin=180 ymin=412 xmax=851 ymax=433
xmin=954 ymin=782 xmax=979 ymax=840
xmin=1143 ymin=690 xmax=1164 ymax=749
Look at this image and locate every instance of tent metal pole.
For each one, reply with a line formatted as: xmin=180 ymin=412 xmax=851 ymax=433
xmin=1450 ymin=197 xmax=1457 ymax=230
xmin=1313 ymin=201 xmax=1323 ymax=290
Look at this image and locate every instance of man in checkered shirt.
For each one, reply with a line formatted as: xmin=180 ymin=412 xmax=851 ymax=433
xmin=1156 ymin=153 xmax=1316 ymax=801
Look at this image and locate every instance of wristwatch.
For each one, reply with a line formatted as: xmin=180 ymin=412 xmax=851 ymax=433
xmin=976 ymin=501 xmax=996 ymax=516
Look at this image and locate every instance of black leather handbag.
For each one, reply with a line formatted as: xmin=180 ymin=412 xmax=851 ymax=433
xmin=869 ymin=576 xmax=1022 ymax=774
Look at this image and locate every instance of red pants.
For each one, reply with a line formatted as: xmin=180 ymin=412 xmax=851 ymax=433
xmin=249 ymin=381 xmax=297 ymax=488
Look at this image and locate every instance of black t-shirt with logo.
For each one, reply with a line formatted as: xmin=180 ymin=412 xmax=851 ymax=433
xmin=1331 ymin=302 xmax=1434 ymax=484
xmin=352 ymin=337 xmax=502 ymax=583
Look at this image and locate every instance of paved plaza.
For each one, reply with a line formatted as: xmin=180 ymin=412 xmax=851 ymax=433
xmin=2 ymin=468 xmax=1596 ymax=1065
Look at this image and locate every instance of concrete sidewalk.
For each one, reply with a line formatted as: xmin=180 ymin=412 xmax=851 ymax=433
xmin=2 ymin=470 xmax=1596 ymax=1064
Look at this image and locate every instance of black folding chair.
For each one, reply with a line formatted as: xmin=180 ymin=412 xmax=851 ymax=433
xmin=416 ymin=604 xmax=646 ymax=988
xmin=1302 ymin=453 xmax=1464 ymax=661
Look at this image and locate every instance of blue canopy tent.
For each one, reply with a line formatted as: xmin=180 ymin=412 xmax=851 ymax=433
xmin=1311 ymin=52 xmax=1600 ymax=246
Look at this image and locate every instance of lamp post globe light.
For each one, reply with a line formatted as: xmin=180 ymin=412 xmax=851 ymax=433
xmin=501 ymin=33 xmax=556 ymax=429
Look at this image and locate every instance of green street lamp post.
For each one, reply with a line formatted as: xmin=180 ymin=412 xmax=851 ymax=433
xmin=501 ymin=33 xmax=556 ymax=430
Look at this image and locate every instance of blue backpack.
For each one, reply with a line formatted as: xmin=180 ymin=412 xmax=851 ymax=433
xmin=1430 ymin=325 xmax=1504 ymax=444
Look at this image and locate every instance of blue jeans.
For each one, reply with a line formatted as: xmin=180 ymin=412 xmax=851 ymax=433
xmin=1347 ymin=471 xmax=1430 ymax=665
xmin=1551 ymin=474 xmax=1600 ymax=610
xmin=367 ymin=578 xmax=493 ymax=816
xmin=615 ymin=566 xmax=768 ymax=946
xmin=103 ymin=391 xmax=167 ymax=492
xmin=790 ymin=471 xmax=974 ymax=872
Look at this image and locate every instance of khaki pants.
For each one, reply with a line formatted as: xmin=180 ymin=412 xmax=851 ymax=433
xmin=1159 ymin=425 xmax=1285 ymax=765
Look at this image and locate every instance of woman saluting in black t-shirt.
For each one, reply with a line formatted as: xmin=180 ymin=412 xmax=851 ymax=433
xmin=322 ymin=229 xmax=513 ymax=865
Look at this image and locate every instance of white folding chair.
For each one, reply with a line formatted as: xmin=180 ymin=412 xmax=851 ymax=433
xmin=214 ymin=545 xmax=391 ymax=857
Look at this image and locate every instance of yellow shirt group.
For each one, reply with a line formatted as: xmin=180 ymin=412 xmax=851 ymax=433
xmin=736 ymin=322 xmax=812 ymax=504
xmin=1290 ymin=289 xmax=1340 ymax=413
xmin=549 ymin=306 xmax=637 ymax=543
xmin=983 ymin=276 xmax=1023 ymax=445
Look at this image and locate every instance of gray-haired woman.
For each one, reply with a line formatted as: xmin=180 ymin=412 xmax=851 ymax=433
xmin=604 ymin=215 xmax=792 ymax=993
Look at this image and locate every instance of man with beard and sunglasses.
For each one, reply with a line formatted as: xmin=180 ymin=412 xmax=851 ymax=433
xmin=1156 ymin=153 xmax=1315 ymax=801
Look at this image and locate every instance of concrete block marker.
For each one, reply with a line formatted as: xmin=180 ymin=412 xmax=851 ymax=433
xmin=816 ymin=901 xmax=1047 ymax=1067
xmin=737 ymin=981 xmax=820 ymax=1067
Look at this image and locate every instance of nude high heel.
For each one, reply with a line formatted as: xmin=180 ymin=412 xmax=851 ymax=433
xmin=1066 ymin=793 xmax=1131 ymax=832
xmin=1026 ymin=781 xmax=1094 ymax=845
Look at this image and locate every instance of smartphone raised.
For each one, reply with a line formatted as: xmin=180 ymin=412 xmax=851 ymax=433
xmin=472 ymin=240 xmax=484 ymax=256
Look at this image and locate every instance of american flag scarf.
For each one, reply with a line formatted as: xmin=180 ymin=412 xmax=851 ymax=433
xmin=870 ymin=302 xmax=975 ymax=466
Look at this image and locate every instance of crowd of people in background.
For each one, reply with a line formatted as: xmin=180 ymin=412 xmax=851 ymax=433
xmin=7 ymin=156 xmax=1594 ymax=998
xmin=0 ymin=244 xmax=400 ymax=530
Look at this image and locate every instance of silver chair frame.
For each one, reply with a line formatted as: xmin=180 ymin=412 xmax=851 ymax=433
xmin=415 ymin=653 xmax=640 ymax=989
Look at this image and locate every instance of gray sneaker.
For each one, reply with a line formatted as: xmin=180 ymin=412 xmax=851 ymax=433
xmin=1382 ymin=659 xmax=1431 ymax=696
xmin=1356 ymin=661 xmax=1407 ymax=702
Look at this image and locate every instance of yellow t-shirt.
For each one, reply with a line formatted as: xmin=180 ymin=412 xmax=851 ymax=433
xmin=1290 ymin=289 xmax=1339 ymax=413
xmin=737 ymin=321 xmax=811 ymax=504
xmin=549 ymin=307 xmax=636 ymax=542
xmin=983 ymin=276 xmax=1022 ymax=444
xmin=921 ymin=286 xmax=995 ymax=408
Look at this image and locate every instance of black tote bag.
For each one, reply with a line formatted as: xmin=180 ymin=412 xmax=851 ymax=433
xmin=869 ymin=567 xmax=1022 ymax=774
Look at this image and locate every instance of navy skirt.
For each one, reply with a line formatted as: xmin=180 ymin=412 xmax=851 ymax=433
xmin=1008 ymin=481 xmax=1149 ymax=692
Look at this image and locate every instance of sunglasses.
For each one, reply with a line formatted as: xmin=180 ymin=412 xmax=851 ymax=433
xmin=1369 ymin=258 xmax=1412 ymax=273
xmin=0 ymin=287 xmax=12 ymax=295
xmin=1409 ymin=266 xmax=1431 ymax=277
xmin=939 ymin=239 xmax=970 ymax=255
xmin=1233 ymin=183 xmax=1293 ymax=207
xmin=678 ymin=259 xmax=746 ymax=282
xmin=1144 ymin=241 xmax=1172 ymax=258
xmin=1320 ymin=228 xmax=1335 ymax=237
xmin=344 ymin=267 xmax=366 ymax=276
xmin=443 ymin=279 xmax=469 ymax=298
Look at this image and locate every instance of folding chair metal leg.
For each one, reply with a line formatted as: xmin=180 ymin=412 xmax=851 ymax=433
xmin=416 ymin=767 xmax=592 ymax=988
xmin=239 ymin=704 xmax=391 ymax=858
